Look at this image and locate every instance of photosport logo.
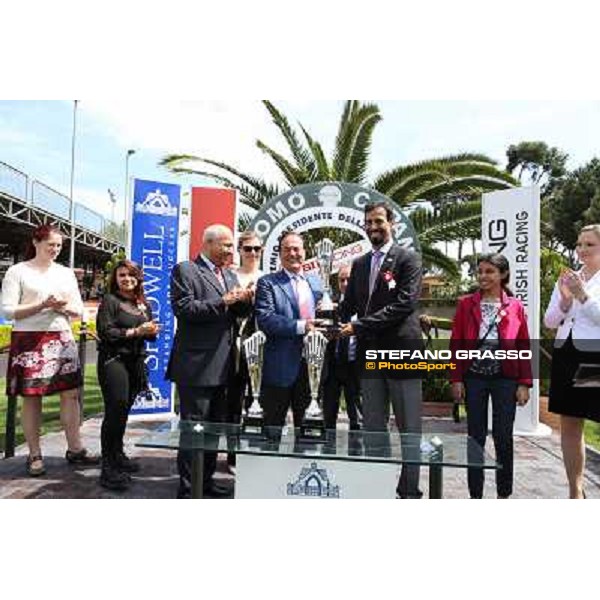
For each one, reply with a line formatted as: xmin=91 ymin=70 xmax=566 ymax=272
xmin=286 ymin=462 xmax=340 ymax=498
xmin=135 ymin=188 xmax=178 ymax=217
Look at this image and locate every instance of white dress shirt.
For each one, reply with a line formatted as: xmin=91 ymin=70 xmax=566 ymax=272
xmin=544 ymin=269 xmax=600 ymax=349
xmin=1 ymin=261 xmax=83 ymax=331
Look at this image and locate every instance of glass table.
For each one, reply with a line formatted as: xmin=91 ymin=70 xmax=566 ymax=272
xmin=137 ymin=421 xmax=498 ymax=499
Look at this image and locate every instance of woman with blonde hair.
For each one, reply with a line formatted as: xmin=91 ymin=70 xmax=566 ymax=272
xmin=544 ymin=224 xmax=600 ymax=499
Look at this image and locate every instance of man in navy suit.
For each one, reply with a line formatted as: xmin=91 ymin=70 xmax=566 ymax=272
xmin=255 ymin=231 xmax=323 ymax=428
xmin=167 ymin=224 xmax=252 ymax=498
xmin=339 ymin=201 xmax=424 ymax=498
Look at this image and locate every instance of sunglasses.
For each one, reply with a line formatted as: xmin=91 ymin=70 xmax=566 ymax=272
xmin=242 ymin=245 xmax=262 ymax=253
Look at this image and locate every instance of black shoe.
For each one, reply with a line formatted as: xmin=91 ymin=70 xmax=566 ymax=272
xmin=100 ymin=464 xmax=129 ymax=491
xmin=396 ymin=488 xmax=424 ymax=499
xmin=116 ymin=452 xmax=140 ymax=474
xmin=176 ymin=488 xmax=191 ymax=499
xmin=66 ymin=448 xmax=101 ymax=466
xmin=203 ymin=482 xmax=233 ymax=498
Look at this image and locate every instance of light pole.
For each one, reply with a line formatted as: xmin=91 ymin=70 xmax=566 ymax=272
xmin=108 ymin=188 xmax=117 ymax=224
xmin=124 ymin=149 xmax=136 ymax=253
xmin=68 ymin=100 xmax=79 ymax=268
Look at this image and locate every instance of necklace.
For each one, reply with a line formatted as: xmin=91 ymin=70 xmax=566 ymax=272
xmin=581 ymin=268 xmax=599 ymax=283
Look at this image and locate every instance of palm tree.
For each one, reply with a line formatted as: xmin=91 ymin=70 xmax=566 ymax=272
xmin=161 ymin=101 xmax=516 ymax=275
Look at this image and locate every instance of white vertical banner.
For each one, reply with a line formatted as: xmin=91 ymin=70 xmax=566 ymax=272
xmin=482 ymin=186 xmax=550 ymax=436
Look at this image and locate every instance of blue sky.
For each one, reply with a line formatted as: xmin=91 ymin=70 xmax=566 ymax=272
xmin=1 ymin=100 xmax=599 ymax=225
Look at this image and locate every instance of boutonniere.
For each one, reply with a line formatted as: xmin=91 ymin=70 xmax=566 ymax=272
xmin=382 ymin=271 xmax=396 ymax=290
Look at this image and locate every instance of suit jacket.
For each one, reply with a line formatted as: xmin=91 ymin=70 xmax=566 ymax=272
xmin=339 ymin=243 xmax=423 ymax=354
xmin=255 ymin=270 xmax=323 ymax=387
xmin=166 ymin=256 xmax=250 ymax=387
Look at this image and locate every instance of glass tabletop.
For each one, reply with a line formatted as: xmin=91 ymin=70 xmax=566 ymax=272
xmin=137 ymin=421 xmax=498 ymax=469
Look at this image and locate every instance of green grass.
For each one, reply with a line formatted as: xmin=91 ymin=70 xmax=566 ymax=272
xmin=584 ymin=421 xmax=600 ymax=451
xmin=0 ymin=364 xmax=104 ymax=452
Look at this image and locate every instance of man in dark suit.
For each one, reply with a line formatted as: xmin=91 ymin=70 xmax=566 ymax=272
xmin=255 ymin=231 xmax=323 ymax=428
xmin=167 ymin=224 xmax=252 ymax=499
xmin=339 ymin=201 xmax=424 ymax=498
xmin=322 ymin=263 xmax=362 ymax=431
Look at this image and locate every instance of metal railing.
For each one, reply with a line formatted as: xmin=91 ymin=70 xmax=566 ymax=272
xmin=0 ymin=160 xmax=123 ymax=243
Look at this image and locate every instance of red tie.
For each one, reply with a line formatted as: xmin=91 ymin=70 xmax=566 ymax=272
xmin=293 ymin=276 xmax=313 ymax=320
xmin=214 ymin=266 xmax=226 ymax=289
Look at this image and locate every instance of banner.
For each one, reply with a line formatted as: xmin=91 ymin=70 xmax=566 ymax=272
xmin=189 ymin=187 xmax=238 ymax=260
xmin=303 ymin=239 xmax=371 ymax=277
xmin=482 ymin=186 xmax=549 ymax=435
xmin=129 ymin=179 xmax=180 ymax=416
xmin=235 ymin=454 xmax=399 ymax=499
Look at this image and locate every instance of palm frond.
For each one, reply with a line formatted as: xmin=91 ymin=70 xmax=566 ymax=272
xmin=167 ymin=166 xmax=276 ymax=210
xmin=255 ymin=140 xmax=306 ymax=187
xmin=373 ymin=153 xmax=504 ymax=196
xmin=344 ymin=104 xmax=382 ymax=183
xmin=332 ymin=101 xmax=360 ymax=179
xmin=420 ymin=243 xmax=460 ymax=278
xmin=262 ymin=101 xmax=315 ymax=176
xmin=161 ymin=154 xmax=279 ymax=204
xmin=300 ymin=124 xmax=331 ymax=180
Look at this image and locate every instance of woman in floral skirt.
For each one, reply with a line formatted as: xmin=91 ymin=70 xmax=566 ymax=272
xmin=1 ymin=225 xmax=99 ymax=476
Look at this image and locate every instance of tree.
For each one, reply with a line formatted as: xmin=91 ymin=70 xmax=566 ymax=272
xmin=161 ymin=101 xmax=516 ymax=275
xmin=102 ymin=220 xmax=127 ymax=245
xmin=506 ymin=141 xmax=568 ymax=193
xmin=550 ymin=158 xmax=600 ymax=260
xmin=103 ymin=249 xmax=126 ymax=287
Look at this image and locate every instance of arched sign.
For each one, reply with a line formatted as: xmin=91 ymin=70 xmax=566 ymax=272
xmin=248 ymin=182 xmax=420 ymax=272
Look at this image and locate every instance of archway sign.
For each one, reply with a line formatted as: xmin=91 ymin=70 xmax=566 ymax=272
xmin=248 ymin=182 xmax=420 ymax=273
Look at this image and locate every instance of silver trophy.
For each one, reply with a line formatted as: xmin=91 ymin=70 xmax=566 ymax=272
xmin=314 ymin=238 xmax=338 ymax=330
xmin=300 ymin=330 xmax=329 ymax=442
xmin=242 ymin=331 xmax=266 ymax=436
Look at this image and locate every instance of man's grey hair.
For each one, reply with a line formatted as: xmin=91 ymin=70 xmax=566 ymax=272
xmin=203 ymin=224 xmax=233 ymax=243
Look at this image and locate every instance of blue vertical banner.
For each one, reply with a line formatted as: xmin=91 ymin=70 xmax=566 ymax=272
xmin=129 ymin=179 xmax=180 ymax=416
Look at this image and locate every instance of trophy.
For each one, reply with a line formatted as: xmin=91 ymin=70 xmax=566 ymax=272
xmin=314 ymin=238 xmax=338 ymax=331
xmin=299 ymin=330 xmax=328 ymax=442
xmin=242 ymin=331 xmax=266 ymax=437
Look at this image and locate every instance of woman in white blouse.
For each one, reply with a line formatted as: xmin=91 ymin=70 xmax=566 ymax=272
xmin=544 ymin=224 xmax=600 ymax=499
xmin=1 ymin=225 xmax=99 ymax=476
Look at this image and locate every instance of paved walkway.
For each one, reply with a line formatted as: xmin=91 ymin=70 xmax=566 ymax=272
xmin=1 ymin=415 xmax=599 ymax=499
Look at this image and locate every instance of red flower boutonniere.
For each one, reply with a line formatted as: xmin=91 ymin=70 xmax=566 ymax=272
xmin=382 ymin=271 xmax=396 ymax=290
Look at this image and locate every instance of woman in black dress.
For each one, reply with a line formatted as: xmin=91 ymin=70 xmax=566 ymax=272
xmin=544 ymin=224 xmax=600 ymax=499
xmin=96 ymin=260 xmax=159 ymax=490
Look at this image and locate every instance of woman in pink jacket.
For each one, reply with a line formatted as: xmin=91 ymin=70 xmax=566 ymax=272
xmin=450 ymin=254 xmax=532 ymax=499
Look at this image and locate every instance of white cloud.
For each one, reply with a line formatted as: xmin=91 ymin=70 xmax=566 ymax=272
xmin=82 ymin=100 xmax=298 ymax=185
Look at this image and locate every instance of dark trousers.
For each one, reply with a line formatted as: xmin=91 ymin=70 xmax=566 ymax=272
xmin=98 ymin=355 xmax=141 ymax=465
xmin=360 ymin=377 xmax=423 ymax=498
xmin=225 ymin=353 xmax=252 ymax=466
xmin=262 ymin=361 xmax=311 ymax=428
xmin=323 ymin=361 xmax=362 ymax=430
xmin=464 ymin=377 xmax=518 ymax=498
xmin=176 ymin=384 xmax=227 ymax=495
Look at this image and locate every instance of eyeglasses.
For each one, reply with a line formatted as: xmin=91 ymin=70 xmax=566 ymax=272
xmin=242 ymin=246 xmax=262 ymax=253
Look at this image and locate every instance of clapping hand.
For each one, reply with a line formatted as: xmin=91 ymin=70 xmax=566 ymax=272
xmin=560 ymin=269 xmax=586 ymax=302
xmin=42 ymin=294 xmax=68 ymax=311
